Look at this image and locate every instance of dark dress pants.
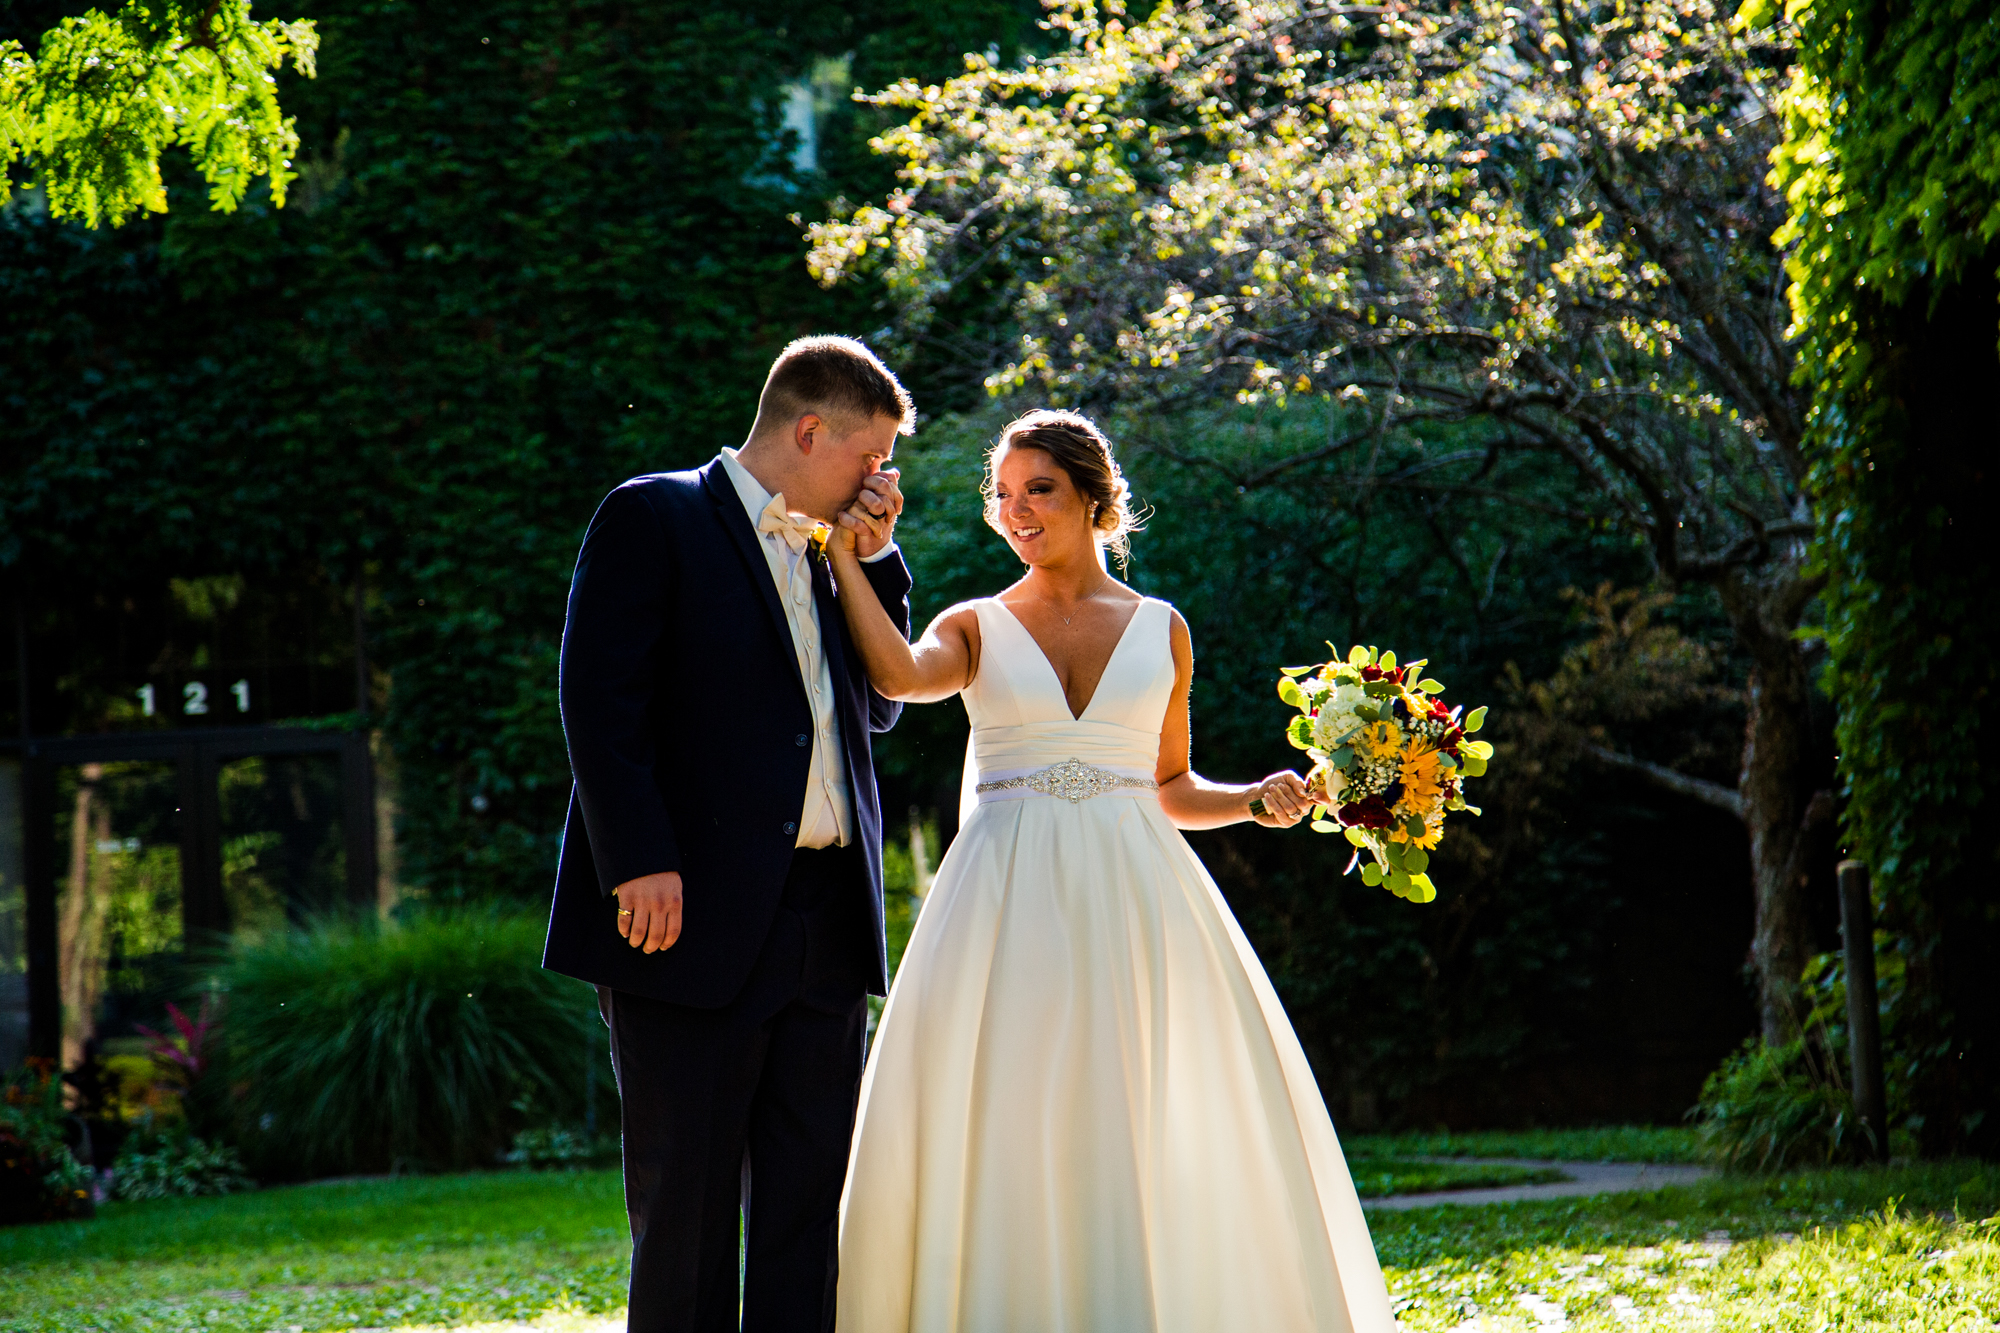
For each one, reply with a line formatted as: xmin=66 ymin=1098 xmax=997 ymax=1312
xmin=599 ymin=844 xmax=873 ymax=1333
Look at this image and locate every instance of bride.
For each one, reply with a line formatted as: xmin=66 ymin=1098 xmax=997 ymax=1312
xmin=823 ymin=409 xmax=1396 ymax=1332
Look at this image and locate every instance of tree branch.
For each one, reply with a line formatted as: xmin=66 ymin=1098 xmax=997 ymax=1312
xmin=1584 ymin=743 xmax=1745 ymax=820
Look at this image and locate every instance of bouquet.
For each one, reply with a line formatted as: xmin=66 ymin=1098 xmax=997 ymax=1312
xmin=1275 ymin=645 xmax=1492 ymax=903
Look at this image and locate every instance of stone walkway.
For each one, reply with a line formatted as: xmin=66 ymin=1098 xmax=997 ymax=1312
xmin=1362 ymin=1157 xmax=1715 ymax=1210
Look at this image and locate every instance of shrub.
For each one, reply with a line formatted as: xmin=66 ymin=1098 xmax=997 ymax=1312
xmin=0 ymin=1062 xmax=95 ymax=1224
xmin=1692 ymin=947 xmax=1910 ymax=1171
xmin=501 ymin=1124 xmax=616 ymax=1170
xmin=1693 ymin=1038 xmax=1861 ymax=1171
xmin=222 ymin=910 xmax=600 ymax=1178
xmin=110 ymin=1127 xmax=255 ymax=1200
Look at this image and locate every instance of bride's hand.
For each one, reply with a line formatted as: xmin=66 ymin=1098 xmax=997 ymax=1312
xmin=1249 ymin=770 xmax=1312 ymax=828
xmin=834 ymin=497 xmax=892 ymax=561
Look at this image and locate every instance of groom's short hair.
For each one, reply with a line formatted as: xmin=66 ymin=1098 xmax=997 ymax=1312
xmin=753 ymin=336 xmax=916 ymax=439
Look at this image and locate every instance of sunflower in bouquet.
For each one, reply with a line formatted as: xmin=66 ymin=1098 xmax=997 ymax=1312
xmin=1275 ymin=645 xmax=1492 ymax=903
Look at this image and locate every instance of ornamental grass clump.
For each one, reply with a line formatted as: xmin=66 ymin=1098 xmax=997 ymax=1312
xmin=223 ymin=910 xmax=599 ymax=1178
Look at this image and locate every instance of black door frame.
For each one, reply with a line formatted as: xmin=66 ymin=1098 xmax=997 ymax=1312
xmin=6 ymin=726 xmax=375 ymax=1060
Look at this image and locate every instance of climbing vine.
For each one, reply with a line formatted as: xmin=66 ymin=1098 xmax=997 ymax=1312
xmin=1767 ymin=0 xmax=2000 ymax=1152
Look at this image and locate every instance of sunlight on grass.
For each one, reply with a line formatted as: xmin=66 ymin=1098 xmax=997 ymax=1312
xmin=1390 ymin=1208 xmax=2000 ymax=1330
xmin=0 ymin=1172 xmax=629 ymax=1333
xmin=3 ymin=1159 xmax=1997 ymax=1331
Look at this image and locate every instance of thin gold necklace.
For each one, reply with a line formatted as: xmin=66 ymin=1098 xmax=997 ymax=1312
xmin=1034 ymin=576 xmax=1113 ymax=627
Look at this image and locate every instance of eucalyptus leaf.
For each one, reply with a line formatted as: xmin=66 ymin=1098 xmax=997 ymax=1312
xmin=1405 ymin=846 xmax=1429 ymax=873
xmin=1417 ymin=678 xmax=1446 ymax=693
xmin=1344 ymin=827 xmax=1369 ymax=848
xmin=1380 ymin=650 xmax=1397 ymax=671
xmin=1311 ymin=819 xmax=1340 ymax=833
xmin=1331 ymin=745 xmax=1355 ymax=769
xmin=1360 ymin=863 xmax=1384 ymax=886
xmin=1462 ymin=754 xmax=1488 ymax=777
xmin=1464 ymin=705 xmax=1489 ymax=733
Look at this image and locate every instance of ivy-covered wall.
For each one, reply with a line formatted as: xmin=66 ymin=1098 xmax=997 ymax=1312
xmin=1768 ymin=0 xmax=2000 ymax=1155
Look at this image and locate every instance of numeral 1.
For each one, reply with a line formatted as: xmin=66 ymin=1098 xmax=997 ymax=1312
xmin=231 ymin=679 xmax=251 ymax=713
xmin=137 ymin=684 xmax=155 ymax=717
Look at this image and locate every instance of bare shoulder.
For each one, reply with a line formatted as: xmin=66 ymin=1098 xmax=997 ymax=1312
xmin=925 ymin=599 xmax=987 ymax=649
xmin=1162 ymin=605 xmax=1194 ymax=670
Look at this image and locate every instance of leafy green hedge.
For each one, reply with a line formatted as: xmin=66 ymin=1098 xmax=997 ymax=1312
xmin=222 ymin=911 xmax=599 ymax=1178
xmin=1768 ymin=0 xmax=2000 ymax=1155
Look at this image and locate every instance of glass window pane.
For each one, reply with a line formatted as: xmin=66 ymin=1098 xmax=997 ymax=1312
xmin=218 ymin=754 xmax=347 ymax=934
xmin=55 ymin=762 xmax=183 ymax=1069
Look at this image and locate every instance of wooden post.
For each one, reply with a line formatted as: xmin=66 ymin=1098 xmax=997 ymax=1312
xmin=1837 ymin=860 xmax=1888 ymax=1160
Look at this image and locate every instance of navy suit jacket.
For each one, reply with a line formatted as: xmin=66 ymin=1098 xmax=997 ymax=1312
xmin=541 ymin=458 xmax=911 ymax=1007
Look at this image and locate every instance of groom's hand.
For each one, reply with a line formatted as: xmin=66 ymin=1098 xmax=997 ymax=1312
xmin=614 ymin=871 xmax=682 ymax=952
xmin=846 ymin=467 xmax=903 ymax=560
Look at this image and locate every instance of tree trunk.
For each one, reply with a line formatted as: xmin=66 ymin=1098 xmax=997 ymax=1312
xmin=1716 ymin=567 xmax=1823 ymax=1046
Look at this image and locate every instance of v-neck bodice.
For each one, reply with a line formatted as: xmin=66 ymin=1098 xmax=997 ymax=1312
xmin=963 ymin=597 xmax=1176 ymax=784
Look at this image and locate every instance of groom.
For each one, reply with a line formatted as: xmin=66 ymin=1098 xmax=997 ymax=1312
xmin=543 ymin=335 xmax=915 ymax=1332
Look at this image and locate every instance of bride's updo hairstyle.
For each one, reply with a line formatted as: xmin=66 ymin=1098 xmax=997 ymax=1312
xmin=983 ymin=409 xmax=1144 ymax=565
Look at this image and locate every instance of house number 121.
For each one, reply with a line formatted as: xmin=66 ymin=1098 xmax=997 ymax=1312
xmin=135 ymin=680 xmax=252 ymax=717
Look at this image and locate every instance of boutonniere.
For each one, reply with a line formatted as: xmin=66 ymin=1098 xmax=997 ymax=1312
xmin=809 ymin=521 xmax=839 ymax=592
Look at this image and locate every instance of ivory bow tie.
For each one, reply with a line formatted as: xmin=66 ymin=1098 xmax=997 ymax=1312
xmin=757 ymin=495 xmax=823 ymax=552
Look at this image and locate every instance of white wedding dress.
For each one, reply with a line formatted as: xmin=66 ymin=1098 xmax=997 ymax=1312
xmin=837 ymin=597 xmax=1396 ymax=1332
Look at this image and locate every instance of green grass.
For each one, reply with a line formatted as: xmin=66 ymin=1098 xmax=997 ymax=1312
xmin=1377 ymin=1161 xmax=2000 ymax=1330
xmin=1352 ymin=1159 xmax=1570 ymax=1198
xmin=3 ymin=1158 xmax=1997 ymax=1332
xmin=0 ymin=1171 xmax=628 ymax=1333
xmin=1348 ymin=1124 xmax=1703 ymax=1163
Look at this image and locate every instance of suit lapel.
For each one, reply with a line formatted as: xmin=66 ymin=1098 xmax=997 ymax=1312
xmin=700 ymin=459 xmax=808 ymax=696
xmin=812 ymin=551 xmax=857 ymax=723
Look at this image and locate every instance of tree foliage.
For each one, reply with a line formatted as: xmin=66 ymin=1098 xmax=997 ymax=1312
xmin=0 ymin=1 xmax=318 ymax=227
xmin=1769 ymin=0 xmax=2000 ymax=1156
xmin=812 ymin=0 xmax=1838 ymax=1046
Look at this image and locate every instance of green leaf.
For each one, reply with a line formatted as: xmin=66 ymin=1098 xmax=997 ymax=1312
xmin=1280 ymin=665 xmax=1314 ymax=678
xmin=1310 ymin=819 xmax=1340 ymax=833
xmin=1463 ymin=705 xmax=1489 ymax=733
xmin=1330 ymin=745 xmax=1355 ymax=769
xmin=1353 ymin=704 xmax=1378 ymax=722
xmin=1363 ymin=680 xmax=1395 ymax=698
xmin=1461 ymin=754 xmax=1488 ymax=777
xmin=1278 ymin=676 xmax=1305 ymax=708
xmin=1387 ymin=868 xmax=1412 ymax=895
xmin=1408 ymin=873 xmax=1437 ymax=903
xmin=1405 ymin=815 xmax=1426 ymax=837
xmin=1348 ymin=644 xmax=1370 ymax=666
xmin=1405 ymin=846 xmax=1429 ymax=873
xmin=1360 ymin=863 xmax=1384 ymax=886
xmin=1380 ymin=649 xmax=1397 ymax=671
xmin=1417 ymin=678 xmax=1446 ymax=693
xmin=1287 ymin=716 xmax=1314 ymax=749
xmin=1463 ymin=739 xmax=1495 ymax=760
xmin=1343 ymin=827 xmax=1369 ymax=847
xmin=1384 ymin=840 xmax=1406 ymax=867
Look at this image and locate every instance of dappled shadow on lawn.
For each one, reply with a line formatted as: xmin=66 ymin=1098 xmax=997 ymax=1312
xmin=1376 ymin=1162 xmax=2000 ymax=1331
xmin=0 ymin=1170 xmax=631 ymax=1333
xmin=2 ymin=1163 xmax=1996 ymax=1332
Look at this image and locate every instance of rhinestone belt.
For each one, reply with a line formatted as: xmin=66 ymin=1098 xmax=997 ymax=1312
xmin=974 ymin=757 xmax=1160 ymax=804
